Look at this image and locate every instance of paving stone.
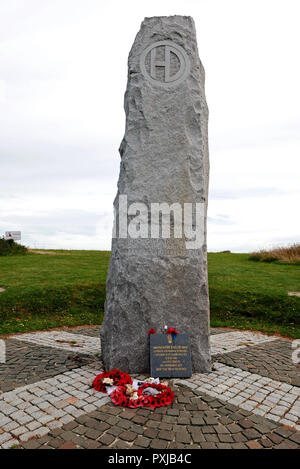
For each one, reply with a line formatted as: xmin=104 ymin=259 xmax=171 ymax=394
xmin=239 ymin=418 xmax=255 ymax=429
xmin=118 ymin=419 xmax=132 ymax=430
xmin=85 ymin=428 xmax=102 ymax=440
xmin=227 ymin=423 xmax=243 ymax=433
xmin=215 ymin=424 xmax=230 ymax=434
xmin=60 ymin=430 xmax=76 ymax=441
xmin=160 ymin=422 xmax=173 ymax=431
xmin=158 ymin=430 xmax=174 ymax=441
xmin=58 ymin=441 xmax=77 ymax=449
xmin=232 ymin=433 xmax=247 ymax=443
xmin=219 ymin=433 xmax=234 ymax=443
xmin=274 ymin=440 xmax=299 ymax=449
xmin=200 ymin=442 xmax=218 ymax=449
xmin=246 ymin=440 xmax=263 ymax=449
xmin=274 ymin=427 xmax=294 ymax=438
xmin=119 ymin=431 xmax=137 ymax=442
xmin=98 ymin=433 xmax=115 ymax=446
xmin=121 ymin=409 xmax=136 ymax=420
xmin=22 ymin=439 xmax=42 ymax=449
xmin=205 ymin=434 xmax=219 ymax=443
xmin=132 ymin=415 xmax=147 ymax=425
xmin=150 ymin=439 xmax=169 ymax=449
xmin=175 ymin=429 xmax=190 ymax=444
xmin=191 ymin=417 xmax=205 ymax=426
xmin=231 ymin=442 xmax=247 ymax=449
xmin=135 ymin=436 xmax=151 ymax=448
xmin=81 ymin=439 xmax=102 ymax=449
xmin=267 ymin=432 xmax=284 ymax=444
xmin=202 ymin=425 xmax=216 ymax=434
xmin=143 ymin=428 xmax=159 ymax=439
xmin=290 ymin=433 xmax=300 ymax=444
xmin=178 ymin=417 xmax=190 ymax=425
xmin=205 ymin=416 xmax=219 ymax=425
xmin=111 ymin=439 xmax=131 ymax=449
xmin=190 ymin=428 xmax=206 ymax=443
xmin=48 ymin=438 xmax=65 ymax=448
xmin=242 ymin=428 xmax=262 ymax=440
xmin=217 ymin=443 xmax=233 ymax=449
xmin=258 ymin=437 xmax=273 ymax=448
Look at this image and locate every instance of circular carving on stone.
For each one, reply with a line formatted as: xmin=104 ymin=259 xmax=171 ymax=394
xmin=140 ymin=40 xmax=190 ymax=87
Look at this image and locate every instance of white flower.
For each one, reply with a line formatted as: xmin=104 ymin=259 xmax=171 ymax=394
xmin=102 ymin=377 xmax=114 ymax=385
xmin=125 ymin=384 xmax=134 ymax=395
xmin=131 ymin=392 xmax=139 ymax=401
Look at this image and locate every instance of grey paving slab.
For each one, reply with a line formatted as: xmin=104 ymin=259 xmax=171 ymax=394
xmin=214 ymin=339 xmax=300 ymax=387
xmin=0 ymin=339 xmax=95 ymax=393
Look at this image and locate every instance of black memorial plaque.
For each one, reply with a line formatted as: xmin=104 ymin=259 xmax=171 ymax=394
xmin=150 ymin=334 xmax=192 ymax=378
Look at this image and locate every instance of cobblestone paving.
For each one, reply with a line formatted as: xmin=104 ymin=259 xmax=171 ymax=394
xmin=0 ymin=340 xmax=94 ymax=393
xmin=0 ymin=327 xmax=299 ymax=449
xmin=11 ymin=331 xmax=100 ymax=355
xmin=0 ymin=363 xmax=109 ymax=448
xmin=17 ymin=386 xmax=300 ymax=449
xmin=10 ymin=328 xmax=277 ymax=360
xmin=178 ymin=363 xmax=300 ymax=430
xmin=210 ymin=331 xmax=277 ymax=355
xmin=214 ymin=339 xmax=300 ymax=387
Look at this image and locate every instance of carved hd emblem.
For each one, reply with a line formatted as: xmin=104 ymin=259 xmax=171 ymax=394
xmin=140 ymin=40 xmax=190 ymax=86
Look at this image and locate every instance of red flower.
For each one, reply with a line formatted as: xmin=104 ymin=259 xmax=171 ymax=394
xmin=166 ymin=327 xmax=178 ymax=335
xmin=93 ymin=369 xmax=132 ymax=393
xmin=94 ymin=369 xmax=174 ymax=409
xmin=109 ymin=382 xmax=174 ymax=409
xmin=148 ymin=328 xmax=156 ymax=336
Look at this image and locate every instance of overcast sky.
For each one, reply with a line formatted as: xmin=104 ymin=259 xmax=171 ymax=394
xmin=0 ymin=0 xmax=299 ymax=252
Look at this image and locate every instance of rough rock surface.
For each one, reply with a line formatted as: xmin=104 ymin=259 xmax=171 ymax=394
xmin=101 ymin=16 xmax=211 ymax=373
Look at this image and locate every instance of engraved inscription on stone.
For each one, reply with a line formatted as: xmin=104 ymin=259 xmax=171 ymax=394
xmin=150 ymin=334 xmax=192 ymax=378
xmin=140 ymin=40 xmax=190 ymax=86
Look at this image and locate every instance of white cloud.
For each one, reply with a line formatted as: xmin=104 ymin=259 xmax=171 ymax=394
xmin=0 ymin=0 xmax=299 ymax=251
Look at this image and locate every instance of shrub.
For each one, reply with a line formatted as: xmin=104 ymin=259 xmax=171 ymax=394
xmin=0 ymin=238 xmax=28 ymax=256
xmin=249 ymin=243 xmax=300 ymax=263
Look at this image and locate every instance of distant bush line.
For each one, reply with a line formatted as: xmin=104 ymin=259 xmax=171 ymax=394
xmin=249 ymin=243 xmax=300 ymax=264
xmin=0 ymin=238 xmax=28 ymax=256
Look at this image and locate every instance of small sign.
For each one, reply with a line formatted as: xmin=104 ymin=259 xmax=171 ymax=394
xmin=5 ymin=231 xmax=21 ymax=241
xmin=150 ymin=334 xmax=192 ymax=378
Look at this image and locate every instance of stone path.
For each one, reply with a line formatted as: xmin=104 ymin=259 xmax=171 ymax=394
xmin=215 ymin=339 xmax=300 ymax=387
xmin=11 ymin=329 xmax=276 ymax=358
xmin=210 ymin=331 xmax=276 ymax=355
xmin=11 ymin=331 xmax=100 ymax=355
xmin=0 ymin=326 xmax=299 ymax=449
xmin=177 ymin=363 xmax=300 ymax=429
xmin=0 ymin=339 xmax=95 ymax=393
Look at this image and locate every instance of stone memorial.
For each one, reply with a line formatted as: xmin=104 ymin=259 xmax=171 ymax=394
xmin=101 ymin=15 xmax=211 ymax=374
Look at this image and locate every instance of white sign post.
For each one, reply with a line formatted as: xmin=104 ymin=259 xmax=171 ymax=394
xmin=5 ymin=231 xmax=21 ymax=241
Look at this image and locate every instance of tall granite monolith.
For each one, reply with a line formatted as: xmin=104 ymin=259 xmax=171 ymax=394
xmin=101 ymin=16 xmax=211 ymax=373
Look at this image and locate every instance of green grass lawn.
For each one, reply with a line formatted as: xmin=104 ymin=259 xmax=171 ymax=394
xmin=0 ymin=250 xmax=299 ymax=338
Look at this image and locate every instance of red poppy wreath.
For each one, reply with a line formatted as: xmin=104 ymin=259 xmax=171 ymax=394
xmin=92 ymin=369 xmax=132 ymax=393
xmin=110 ymin=382 xmax=174 ymax=409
